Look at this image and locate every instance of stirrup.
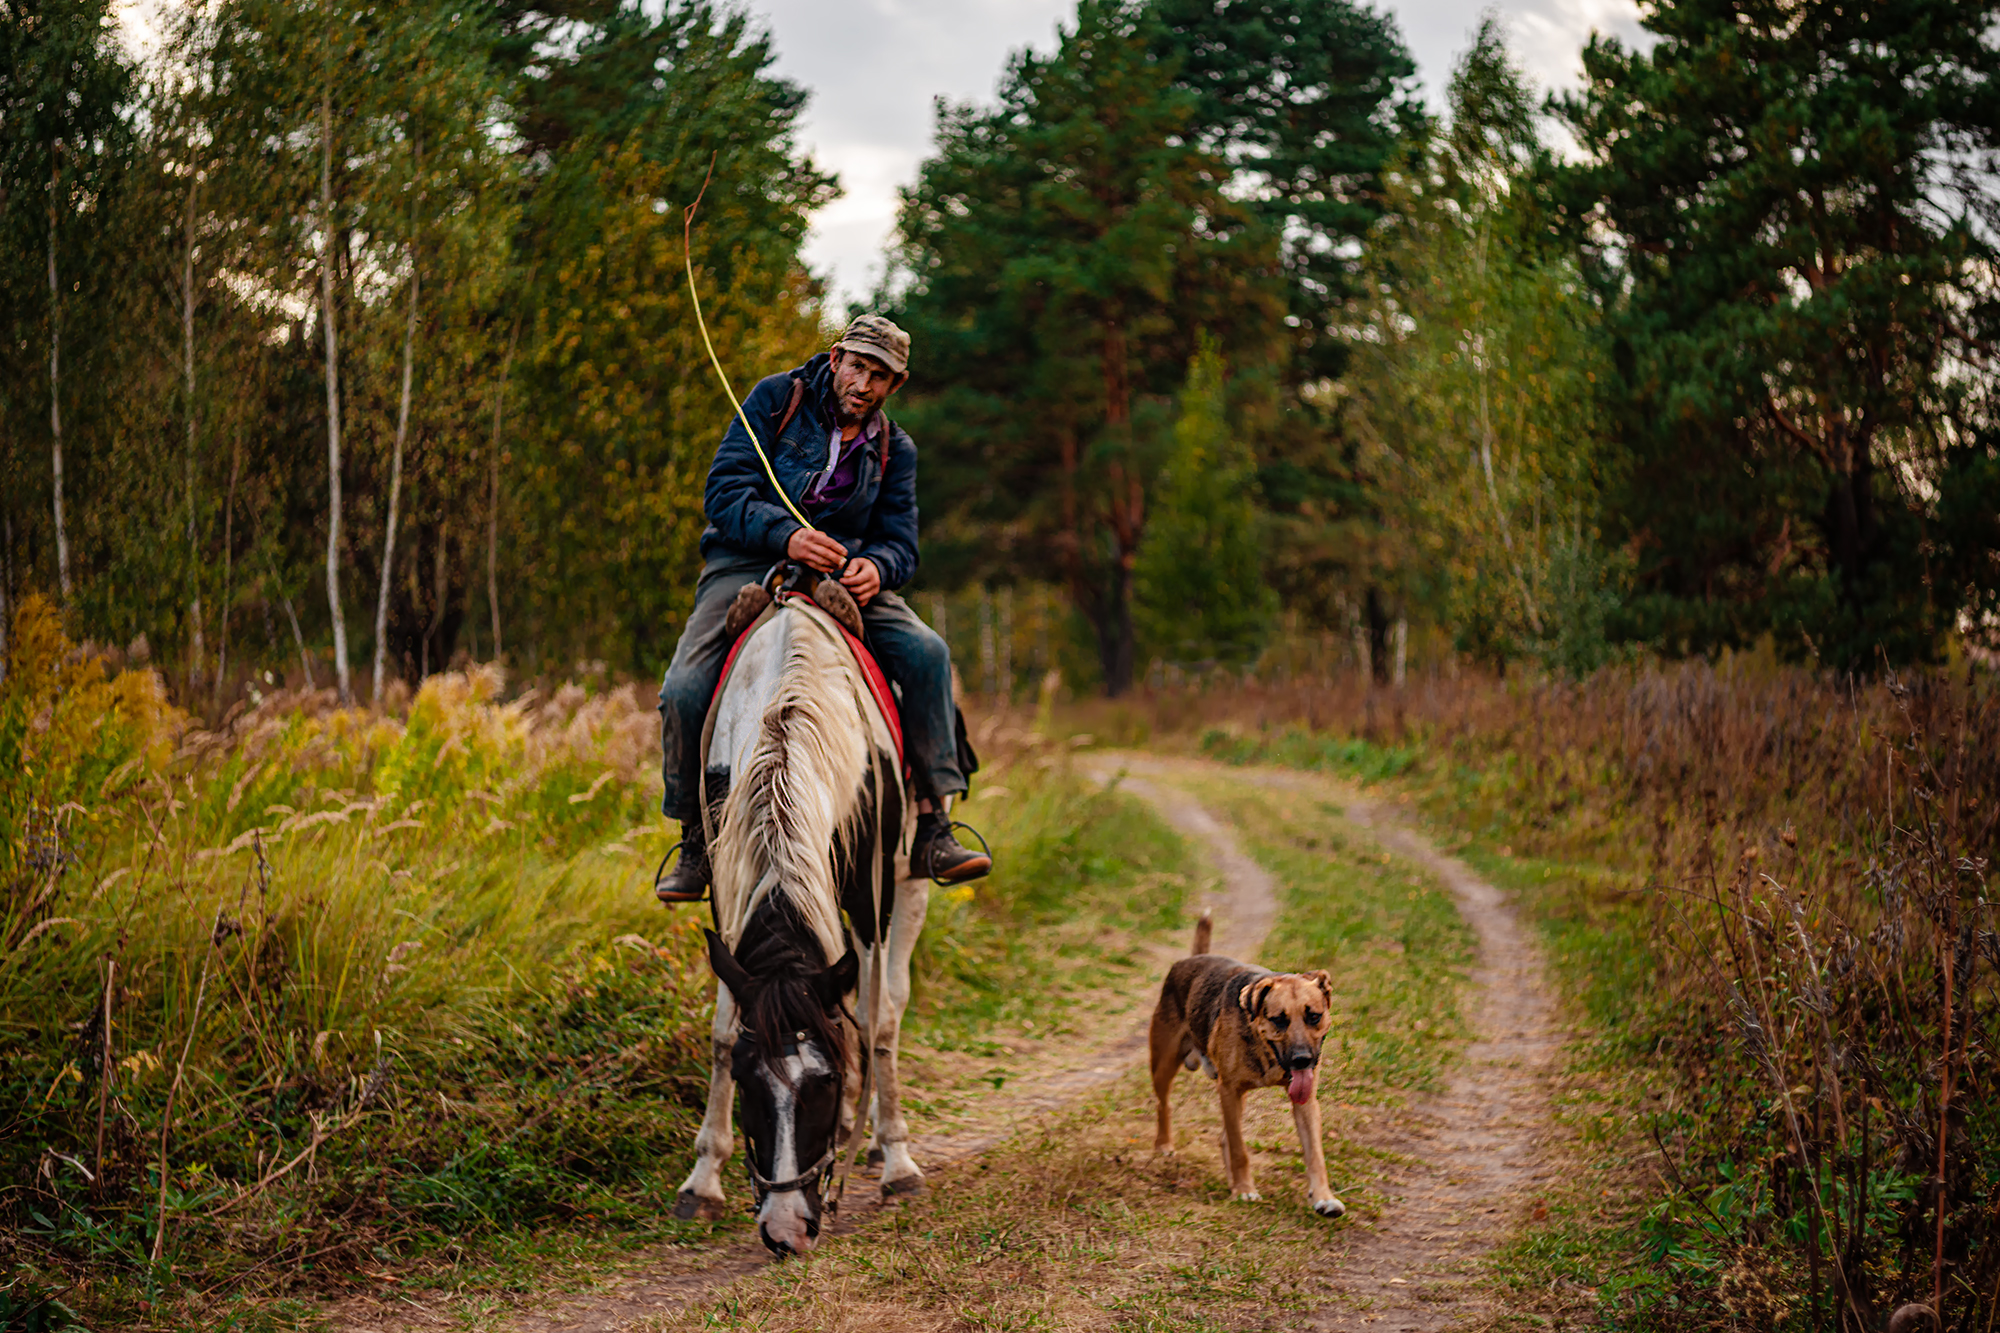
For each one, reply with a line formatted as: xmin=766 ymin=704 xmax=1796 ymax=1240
xmin=921 ymin=820 xmax=993 ymax=885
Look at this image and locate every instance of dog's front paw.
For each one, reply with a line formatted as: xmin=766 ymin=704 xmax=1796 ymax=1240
xmin=1232 ymin=1190 xmax=1262 ymax=1203
xmin=1312 ymin=1195 xmax=1346 ymax=1218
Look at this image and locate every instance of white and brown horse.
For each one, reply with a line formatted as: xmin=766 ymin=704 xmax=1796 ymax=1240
xmin=672 ymin=589 xmax=929 ymax=1255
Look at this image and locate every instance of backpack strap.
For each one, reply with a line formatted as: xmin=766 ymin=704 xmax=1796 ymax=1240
xmin=770 ymin=376 xmax=807 ymax=443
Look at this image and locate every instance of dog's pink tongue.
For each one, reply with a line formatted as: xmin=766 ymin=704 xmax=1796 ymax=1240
xmin=1287 ymin=1067 xmax=1316 ymax=1106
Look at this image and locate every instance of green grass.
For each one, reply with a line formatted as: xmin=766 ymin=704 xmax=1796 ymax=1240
xmin=1191 ymin=733 xmax=1678 ymax=1323
xmin=908 ymin=770 xmax=1193 ymax=1053
xmin=1442 ymin=843 xmax=1675 ymax=1322
xmin=1195 ymin=724 xmax=1419 ymax=784
xmin=646 ymin=1073 xmax=1382 ymax=1333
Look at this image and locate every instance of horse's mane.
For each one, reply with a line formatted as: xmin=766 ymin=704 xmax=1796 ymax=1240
xmin=712 ymin=605 xmax=873 ymax=964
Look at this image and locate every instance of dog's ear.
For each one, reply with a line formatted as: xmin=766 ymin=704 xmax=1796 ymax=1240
xmin=705 ymin=928 xmax=759 ymax=1006
xmin=1241 ymin=976 xmax=1278 ymax=1018
xmin=1303 ymin=970 xmax=1333 ymax=1008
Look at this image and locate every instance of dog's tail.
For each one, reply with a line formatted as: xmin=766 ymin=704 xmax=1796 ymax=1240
xmin=1191 ymin=909 xmax=1212 ymax=956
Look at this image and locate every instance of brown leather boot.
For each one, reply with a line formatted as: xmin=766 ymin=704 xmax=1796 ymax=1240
xmin=912 ymin=813 xmax=991 ymax=884
xmin=654 ymin=824 xmax=710 ymax=903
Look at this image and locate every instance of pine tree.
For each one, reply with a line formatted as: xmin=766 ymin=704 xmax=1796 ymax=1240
xmin=893 ymin=0 xmax=1283 ymax=694
xmin=1134 ymin=340 xmax=1277 ymax=665
xmin=1556 ymin=0 xmax=2000 ymax=665
xmin=1147 ymin=0 xmax=1422 ymax=382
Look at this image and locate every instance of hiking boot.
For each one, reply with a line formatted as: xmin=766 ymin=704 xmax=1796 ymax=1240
xmin=912 ymin=813 xmax=991 ymax=884
xmin=655 ymin=825 xmax=711 ymax=903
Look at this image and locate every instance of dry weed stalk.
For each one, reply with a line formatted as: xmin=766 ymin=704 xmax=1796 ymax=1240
xmin=151 ymin=909 xmax=225 ymax=1267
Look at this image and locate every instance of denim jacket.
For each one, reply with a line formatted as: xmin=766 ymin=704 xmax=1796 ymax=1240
xmin=698 ymin=352 xmax=920 ymax=590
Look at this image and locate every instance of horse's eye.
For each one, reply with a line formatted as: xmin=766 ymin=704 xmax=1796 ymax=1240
xmin=1271 ymin=1014 xmax=1290 ymax=1030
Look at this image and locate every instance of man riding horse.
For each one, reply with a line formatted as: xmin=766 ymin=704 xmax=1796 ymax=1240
xmin=655 ymin=314 xmax=993 ymax=901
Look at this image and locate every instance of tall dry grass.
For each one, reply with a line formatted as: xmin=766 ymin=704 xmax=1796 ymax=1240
xmin=1070 ymin=650 xmax=2000 ymax=1328
xmin=1 ymin=595 xmax=718 ymax=1317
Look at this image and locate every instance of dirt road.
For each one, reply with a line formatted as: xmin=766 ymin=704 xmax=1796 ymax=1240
xmin=328 ymin=756 xmax=1561 ymax=1332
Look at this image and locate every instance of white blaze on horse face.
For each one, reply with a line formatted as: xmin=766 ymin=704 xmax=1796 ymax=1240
xmin=756 ymin=1041 xmax=831 ymax=1255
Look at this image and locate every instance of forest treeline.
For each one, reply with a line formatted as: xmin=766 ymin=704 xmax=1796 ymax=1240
xmin=3 ymin=0 xmax=1999 ymax=703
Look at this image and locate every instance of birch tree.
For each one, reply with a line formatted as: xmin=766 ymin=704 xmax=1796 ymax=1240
xmin=1 ymin=3 xmax=129 ymax=603
xmin=1347 ymin=20 xmax=1619 ymax=674
xmin=371 ymin=135 xmax=417 ymax=705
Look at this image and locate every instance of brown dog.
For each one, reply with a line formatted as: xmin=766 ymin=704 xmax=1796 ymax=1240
xmin=1148 ymin=910 xmax=1344 ymax=1216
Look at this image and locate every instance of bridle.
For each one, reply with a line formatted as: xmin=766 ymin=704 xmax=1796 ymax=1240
xmin=744 ymin=1137 xmax=839 ymax=1208
xmin=741 ymin=1034 xmax=844 ymax=1210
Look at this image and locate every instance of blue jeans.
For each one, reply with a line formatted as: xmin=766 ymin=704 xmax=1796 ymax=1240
xmin=658 ymin=556 xmax=964 ymax=823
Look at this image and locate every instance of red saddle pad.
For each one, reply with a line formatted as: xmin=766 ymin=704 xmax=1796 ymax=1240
xmin=709 ymin=594 xmax=904 ymax=766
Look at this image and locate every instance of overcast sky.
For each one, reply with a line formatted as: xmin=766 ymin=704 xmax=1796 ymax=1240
xmin=751 ymin=0 xmax=1649 ymax=309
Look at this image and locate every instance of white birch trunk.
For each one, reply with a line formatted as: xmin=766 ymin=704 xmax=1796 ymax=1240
xmin=48 ymin=153 xmax=70 ymax=599
xmin=1 ymin=515 xmax=11 ymax=686
xmin=978 ymin=586 xmax=996 ymax=697
xmin=372 ymin=257 xmax=418 ymax=704
xmin=185 ymin=178 xmax=204 ymax=687
xmin=320 ymin=86 xmax=351 ymax=702
xmin=486 ymin=327 xmax=516 ymax=661
xmin=220 ymin=433 xmax=241 ymax=695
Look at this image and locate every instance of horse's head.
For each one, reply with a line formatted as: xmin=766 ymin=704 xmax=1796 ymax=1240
xmin=705 ymin=928 xmax=858 ymax=1256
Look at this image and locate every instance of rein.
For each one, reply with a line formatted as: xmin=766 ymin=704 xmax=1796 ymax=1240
xmin=824 ymin=671 xmax=893 ymax=1220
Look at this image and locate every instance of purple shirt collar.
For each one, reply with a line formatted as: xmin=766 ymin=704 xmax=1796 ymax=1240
xmin=803 ymin=412 xmax=882 ymax=509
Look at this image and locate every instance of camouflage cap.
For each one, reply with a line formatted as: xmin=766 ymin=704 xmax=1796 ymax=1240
xmin=833 ymin=313 xmax=910 ymax=376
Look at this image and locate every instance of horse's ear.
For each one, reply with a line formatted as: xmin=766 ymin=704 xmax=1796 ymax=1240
xmin=817 ymin=948 xmax=859 ymax=1005
xmin=705 ymin=928 xmax=759 ymax=1005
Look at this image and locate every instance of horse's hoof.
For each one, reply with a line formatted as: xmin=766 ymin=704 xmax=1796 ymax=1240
xmin=881 ymin=1174 xmax=926 ymax=1200
xmin=865 ymin=1147 xmax=885 ymax=1168
xmin=674 ymin=1190 xmax=728 ymax=1221
xmin=1313 ymin=1196 xmax=1346 ymax=1218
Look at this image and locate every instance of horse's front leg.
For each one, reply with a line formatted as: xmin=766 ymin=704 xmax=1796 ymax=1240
xmin=673 ymin=986 xmax=737 ymax=1220
xmin=869 ymin=876 xmax=930 ymax=1198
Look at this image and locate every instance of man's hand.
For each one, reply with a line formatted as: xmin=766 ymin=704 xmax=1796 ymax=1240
xmin=787 ymin=527 xmax=849 ymax=573
xmin=840 ymin=557 xmax=881 ymax=607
